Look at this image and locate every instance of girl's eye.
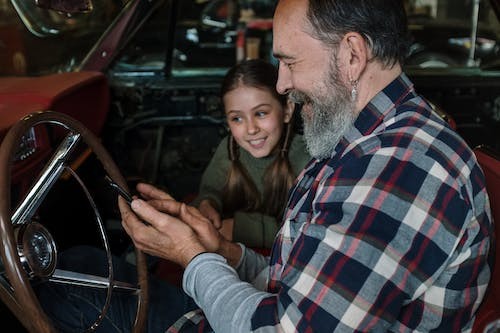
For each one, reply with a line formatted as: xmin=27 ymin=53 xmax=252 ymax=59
xmin=229 ymin=116 xmax=242 ymax=123
xmin=256 ymin=111 xmax=267 ymax=118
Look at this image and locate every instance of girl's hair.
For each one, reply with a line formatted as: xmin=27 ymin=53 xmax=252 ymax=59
xmin=220 ymin=59 xmax=296 ymax=219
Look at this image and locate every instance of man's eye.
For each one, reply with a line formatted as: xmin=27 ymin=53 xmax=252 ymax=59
xmin=279 ymin=61 xmax=294 ymax=70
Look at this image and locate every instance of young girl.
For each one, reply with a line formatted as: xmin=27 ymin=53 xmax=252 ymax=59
xmin=192 ymin=59 xmax=311 ymax=249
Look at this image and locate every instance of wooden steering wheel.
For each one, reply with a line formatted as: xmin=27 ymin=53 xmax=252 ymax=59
xmin=0 ymin=111 xmax=148 ymax=333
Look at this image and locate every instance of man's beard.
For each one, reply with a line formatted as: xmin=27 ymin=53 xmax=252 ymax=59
xmin=289 ymin=65 xmax=356 ymax=160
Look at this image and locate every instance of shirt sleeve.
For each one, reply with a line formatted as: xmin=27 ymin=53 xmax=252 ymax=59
xmin=183 ymin=253 xmax=271 ymax=333
xmin=169 ymin=247 xmax=269 ymax=333
xmin=234 ymin=244 xmax=269 ymax=284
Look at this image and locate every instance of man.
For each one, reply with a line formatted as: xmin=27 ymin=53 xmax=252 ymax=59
xmin=119 ymin=0 xmax=493 ymax=332
xmin=33 ymin=0 xmax=491 ymax=331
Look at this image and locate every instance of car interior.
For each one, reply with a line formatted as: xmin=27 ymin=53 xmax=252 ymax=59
xmin=0 ymin=0 xmax=499 ymax=331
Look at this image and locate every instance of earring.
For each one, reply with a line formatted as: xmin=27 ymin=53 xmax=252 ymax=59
xmin=351 ymin=79 xmax=359 ymax=102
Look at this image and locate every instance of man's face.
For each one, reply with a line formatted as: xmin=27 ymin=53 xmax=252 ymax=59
xmin=289 ymin=62 xmax=355 ymax=160
xmin=273 ymin=0 xmax=356 ymax=159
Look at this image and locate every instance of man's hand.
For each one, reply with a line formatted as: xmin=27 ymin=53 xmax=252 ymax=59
xmin=135 ymin=182 xmax=173 ymax=201
xmin=137 ymin=183 xmax=224 ymax=252
xmin=120 ymin=182 xmax=242 ymax=267
xmin=119 ymin=197 xmax=206 ymax=267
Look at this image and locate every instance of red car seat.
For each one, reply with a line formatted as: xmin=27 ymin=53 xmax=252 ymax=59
xmin=472 ymin=145 xmax=500 ymax=332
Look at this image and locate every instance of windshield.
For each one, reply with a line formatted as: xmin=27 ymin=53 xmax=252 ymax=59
xmin=1 ymin=0 xmax=499 ymax=77
xmin=111 ymin=0 xmax=500 ymax=77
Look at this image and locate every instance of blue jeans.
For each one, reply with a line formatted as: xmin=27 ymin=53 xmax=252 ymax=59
xmin=35 ymin=246 xmax=197 ymax=333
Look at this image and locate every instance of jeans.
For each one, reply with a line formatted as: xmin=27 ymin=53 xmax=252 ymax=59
xmin=35 ymin=246 xmax=198 ymax=333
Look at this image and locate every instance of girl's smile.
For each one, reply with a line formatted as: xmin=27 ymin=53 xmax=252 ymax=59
xmin=224 ymin=85 xmax=292 ymax=158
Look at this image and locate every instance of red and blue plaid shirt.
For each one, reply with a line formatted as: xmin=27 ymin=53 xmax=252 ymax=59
xmin=168 ymin=74 xmax=492 ymax=332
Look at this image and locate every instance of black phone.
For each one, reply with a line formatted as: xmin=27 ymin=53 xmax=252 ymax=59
xmin=105 ymin=175 xmax=133 ymax=205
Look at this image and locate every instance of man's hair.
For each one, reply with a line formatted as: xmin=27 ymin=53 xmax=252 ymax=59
xmin=305 ymin=0 xmax=411 ymax=67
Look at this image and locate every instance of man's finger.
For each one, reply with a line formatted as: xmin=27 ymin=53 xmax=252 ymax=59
xmin=147 ymin=199 xmax=182 ymax=215
xmin=120 ymin=197 xmax=150 ymax=240
xmin=136 ymin=182 xmax=173 ymax=200
xmin=129 ymin=199 xmax=170 ymax=229
xmin=180 ymin=203 xmax=211 ymax=230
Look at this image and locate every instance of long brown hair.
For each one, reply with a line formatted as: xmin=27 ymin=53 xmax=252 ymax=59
xmin=221 ymin=59 xmax=296 ymax=219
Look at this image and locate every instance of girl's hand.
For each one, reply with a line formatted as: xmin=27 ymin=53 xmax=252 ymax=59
xmin=198 ymin=199 xmax=222 ymax=229
xmin=220 ymin=218 xmax=234 ymax=241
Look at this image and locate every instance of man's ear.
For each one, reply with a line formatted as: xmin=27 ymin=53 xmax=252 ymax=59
xmin=340 ymin=32 xmax=369 ymax=82
xmin=283 ymin=99 xmax=295 ymax=123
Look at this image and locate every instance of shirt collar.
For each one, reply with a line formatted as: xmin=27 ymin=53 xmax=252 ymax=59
xmin=332 ymin=73 xmax=416 ymax=157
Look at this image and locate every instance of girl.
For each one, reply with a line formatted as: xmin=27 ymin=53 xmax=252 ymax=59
xmin=192 ymin=59 xmax=310 ymax=249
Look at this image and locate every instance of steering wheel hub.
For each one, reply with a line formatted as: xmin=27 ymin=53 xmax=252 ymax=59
xmin=17 ymin=222 xmax=57 ymax=278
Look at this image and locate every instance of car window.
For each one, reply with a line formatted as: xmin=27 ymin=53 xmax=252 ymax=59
xmin=0 ymin=0 xmax=128 ymax=76
xmin=3 ymin=0 xmax=499 ymax=77
xmin=110 ymin=0 xmax=276 ymax=79
xmin=111 ymin=0 xmax=499 ymax=77
xmin=405 ymin=0 xmax=500 ymax=68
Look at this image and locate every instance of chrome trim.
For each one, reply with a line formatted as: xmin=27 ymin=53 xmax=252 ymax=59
xmin=50 ymin=269 xmax=138 ymax=293
xmin=12 ymin=133 xmax=81 ymax=226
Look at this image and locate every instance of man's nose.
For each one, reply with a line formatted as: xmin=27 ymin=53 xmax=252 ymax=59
xmin=276 ymin=63 xmax=293 ymax=95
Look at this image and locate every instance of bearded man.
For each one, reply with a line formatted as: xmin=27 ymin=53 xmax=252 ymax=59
xmin=38 ymin=0 xmax=493 ymax=332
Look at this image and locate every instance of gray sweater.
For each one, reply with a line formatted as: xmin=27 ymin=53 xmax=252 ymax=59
xmin=183 ymin=247 xmax=269 ymax=333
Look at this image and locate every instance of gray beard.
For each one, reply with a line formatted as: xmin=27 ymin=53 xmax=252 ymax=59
xmin=289 ymin=75 xmax=356 ymax=160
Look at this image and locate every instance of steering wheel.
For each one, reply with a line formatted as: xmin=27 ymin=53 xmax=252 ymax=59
xmin=0 ymin=111 xmax=148 ymax=333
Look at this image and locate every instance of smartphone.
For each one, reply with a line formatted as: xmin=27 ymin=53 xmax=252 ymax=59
xmin=105 ymin=175 xmax=133 ymax=205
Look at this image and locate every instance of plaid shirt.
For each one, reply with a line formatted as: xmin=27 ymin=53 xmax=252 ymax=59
xmin=168 ymin=74 xmax=492 ymax=332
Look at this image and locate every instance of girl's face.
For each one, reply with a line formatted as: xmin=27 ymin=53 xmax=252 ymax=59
xmin=224 ymin=85 xmax=293 ymax=158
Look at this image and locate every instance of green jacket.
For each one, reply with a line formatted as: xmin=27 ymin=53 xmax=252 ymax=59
xmin=192 ymin=134 xmax=311 ymax=248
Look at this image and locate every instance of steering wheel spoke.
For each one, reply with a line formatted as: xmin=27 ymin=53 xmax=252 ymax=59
xmin=50 ymin=269 xmax=139 ymax=293
xmin=12 ymin=132 xmax=81 ymax=226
